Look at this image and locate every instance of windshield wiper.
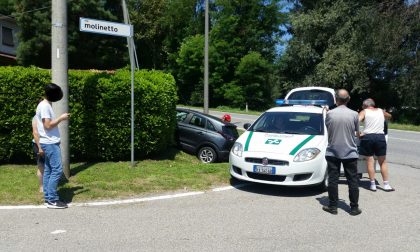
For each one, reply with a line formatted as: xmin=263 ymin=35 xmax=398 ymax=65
xmin=278 ymin=131 xmax=303 ymax=135
xmin=253 ymin=129 xmax=267 ymax=132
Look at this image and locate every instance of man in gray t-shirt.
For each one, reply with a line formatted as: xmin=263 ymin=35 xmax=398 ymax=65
xmin=323 ymin=89 xmax=362 ymax=216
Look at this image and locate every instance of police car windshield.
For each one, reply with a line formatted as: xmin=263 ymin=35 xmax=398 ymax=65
xmin=250 ymin=112 xmax=324 ymax=135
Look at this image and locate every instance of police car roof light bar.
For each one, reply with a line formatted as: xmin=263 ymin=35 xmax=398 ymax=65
xmin=276 ymin=99 xmax=329 ymax=106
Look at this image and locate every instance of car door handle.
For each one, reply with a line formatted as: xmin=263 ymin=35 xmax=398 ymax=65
xmin=196 ymin=131 xmax=204 ymax=135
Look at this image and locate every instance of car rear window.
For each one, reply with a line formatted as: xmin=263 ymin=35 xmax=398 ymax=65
xmin=222 ymin=126 xmax=239 ymax=138
xmin=176 ymin=111 xmax=189 ymax=122
xmin=287 ymin=90 xmax=334 ymax=108
xmin=207 ymin=121 xmax=216 ymax=132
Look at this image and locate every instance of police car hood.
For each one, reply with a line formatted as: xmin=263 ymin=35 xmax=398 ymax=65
xmin=242 ymin=131 xmax=323 ymax=155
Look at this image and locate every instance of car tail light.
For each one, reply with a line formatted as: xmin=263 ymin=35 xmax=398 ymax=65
xmin=218 ymin=131 xmax=234 ymax=141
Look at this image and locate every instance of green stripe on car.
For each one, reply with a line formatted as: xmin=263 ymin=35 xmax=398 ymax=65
xmin=244 ymin=131 xmax=254 ymax=151
xmin=289 ymin=135 xmax=315 ymax=155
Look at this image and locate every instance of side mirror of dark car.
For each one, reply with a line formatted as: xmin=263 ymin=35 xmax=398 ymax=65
xmin=243 ymin=123 xmax=251 ymax=130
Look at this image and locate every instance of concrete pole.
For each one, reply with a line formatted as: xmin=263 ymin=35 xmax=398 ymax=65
xmin=204 ymin=0 xmax=209 ymax=114
xmin=122 ymin=0 xmax=136 ymax=167
xmin=51 ymin=0 xmax=70 ymax=178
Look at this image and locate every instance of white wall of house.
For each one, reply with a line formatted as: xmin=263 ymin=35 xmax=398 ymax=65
xmin=0 ymin=16 xmax=18 ymax=56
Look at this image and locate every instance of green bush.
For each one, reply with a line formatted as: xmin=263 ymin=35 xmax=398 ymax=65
xmin=0 ymin=66 xmax=50 ymax=163
xmin=0 ymin=66 xmax=177 ymax=163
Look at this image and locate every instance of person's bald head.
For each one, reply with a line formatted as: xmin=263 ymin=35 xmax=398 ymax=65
xmin=335 ymin=89 xmax=350 ymax=105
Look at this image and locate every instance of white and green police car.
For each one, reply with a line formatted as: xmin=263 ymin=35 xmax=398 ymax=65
xmin=229 ymin=99 xmax=329 ymax=188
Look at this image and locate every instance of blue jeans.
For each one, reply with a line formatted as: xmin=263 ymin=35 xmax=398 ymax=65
xmin=41 ymin=143 xmax=63 ymax=202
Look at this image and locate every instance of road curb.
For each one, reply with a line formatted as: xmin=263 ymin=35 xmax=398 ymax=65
xmin=0 ymin=183 xmax=249 ymax=210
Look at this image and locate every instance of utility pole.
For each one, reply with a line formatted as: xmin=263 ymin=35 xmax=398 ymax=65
xmin=122 ymin=0 xmax=136 ymax=167
xmin=204 ymin=0 xmax=209 ymax=114
xmin=51 ymin=0 xmax=70 ymax=178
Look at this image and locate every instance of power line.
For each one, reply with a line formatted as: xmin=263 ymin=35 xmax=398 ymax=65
xmin=0 ymin=0 xmax=83 ymax=19
xmin=0 ymin=5 xmax=51 ymax=20
xmin=0 ymin=0 xmax=82 ymax=21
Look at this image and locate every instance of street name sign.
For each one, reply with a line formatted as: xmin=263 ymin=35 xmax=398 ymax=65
xmin=79 ymin=17 xmax=133 ymax=37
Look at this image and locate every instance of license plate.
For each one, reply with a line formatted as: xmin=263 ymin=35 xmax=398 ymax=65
xmin=253 ymin=165 xmax=276 ymax=175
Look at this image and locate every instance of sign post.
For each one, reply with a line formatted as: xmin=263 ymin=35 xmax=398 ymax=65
xmin=80 ymin=17 xmax=136 ymax=167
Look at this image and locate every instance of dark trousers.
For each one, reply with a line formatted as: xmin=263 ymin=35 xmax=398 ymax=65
xmin=326 ymin=156 xmax=359 ymax=208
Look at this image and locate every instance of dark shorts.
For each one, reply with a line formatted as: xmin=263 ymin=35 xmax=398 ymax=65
xmin=359 ymin=134 xmax=387 ymax=156
xmin=32 ymin=142 xmax=45 ymax=166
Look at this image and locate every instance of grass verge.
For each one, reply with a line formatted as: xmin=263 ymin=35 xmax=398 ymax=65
xmin=0 ymin=148 xmax=231 ymax=205
xmin=389 ymin=123 xmax=420 ymax=132
xmin=178 ymin=104 xmax=262 ymax=116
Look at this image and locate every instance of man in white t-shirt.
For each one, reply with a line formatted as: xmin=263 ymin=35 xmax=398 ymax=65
xmin=359 ymin=98 xmax=394 ymax=192
xmin=36 ymin=83 xmax=70 ymax=209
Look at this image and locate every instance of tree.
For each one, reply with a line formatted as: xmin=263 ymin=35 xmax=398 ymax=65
xmin=14 ymin=1 xmax=51 ymax=67
xmin=0 ymin=0 xmax=14 ymax=14
xmin=368 ymin=1 xmax=420 ymax=109
xmin=127 ymin=0 xmax=204 ymax=69
xmin=279 ymin=0 xmax=419 ymax=115
xmin=221 ymin=52 xmax=272 ymax=110
xmin=13 ymin=0 xmax=127 ymax=69
xmin=163 ymin=0 xmax=204 ymax=65
xmin=172 ymin=0 xmax=286 ymax=108
xmin=128 ymin=0 xmax=166 ymax=69
xmin=174 ymin=34 xmax=204 ymax=105
xmin=67 ymin=0 xmax=127 ymax=69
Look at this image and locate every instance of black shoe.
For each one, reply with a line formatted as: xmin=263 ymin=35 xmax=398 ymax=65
xmin=350 ymin=207 xmax=362 ymax=216
xmin=47 ymin=200 xmax=68 ymax=209
xmin=322 ymin=206 xmax=337 ymax=215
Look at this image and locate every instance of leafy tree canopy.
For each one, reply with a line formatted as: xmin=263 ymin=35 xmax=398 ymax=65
xmin=280 ymin=0 xmax=419 ymax=111
xmin=12 ymin=0 xmax=127 ymax=69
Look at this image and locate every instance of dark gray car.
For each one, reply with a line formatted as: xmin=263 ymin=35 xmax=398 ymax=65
xmin=176 ymin=108 xmax=239 ymax=163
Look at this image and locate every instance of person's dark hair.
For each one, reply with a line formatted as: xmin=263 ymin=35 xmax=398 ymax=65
xmin=44 ymin=83 xmax=63 ymax=102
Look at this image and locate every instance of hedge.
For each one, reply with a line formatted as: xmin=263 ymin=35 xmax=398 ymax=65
xmin=0 ymin=66 xmax=177 ymax=163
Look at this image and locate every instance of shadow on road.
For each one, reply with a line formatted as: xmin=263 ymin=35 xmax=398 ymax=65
xmin=229 ymin=178 xmax=324 ymax=198
xmin=316 ymin=196 xmax=351 ymax=212
xmin=316 ymin=178 xmax=372 ymax=213
xmin=58 ymin=186 xmax=88 ymax=203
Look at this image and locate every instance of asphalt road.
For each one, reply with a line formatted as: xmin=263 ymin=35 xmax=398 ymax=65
xmin=1 ymin=110 xmax=419 ymax=251
xmin=1 ymin=162 xmax=419 ymax=251
xmin=387 ymin=129 xmax=420 ymax=169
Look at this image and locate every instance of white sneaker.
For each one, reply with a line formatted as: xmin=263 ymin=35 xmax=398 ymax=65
xmin=383 ymin=184 xmax=395 ymax=192
xmin=369 ymin=184 xmax=377 ymax=191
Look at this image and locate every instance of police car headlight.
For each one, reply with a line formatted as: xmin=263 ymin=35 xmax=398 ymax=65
xmin=293 ymin=148 xmax=320 ymax=162
xmin=231 ymin=142 xmax=243 ymax=157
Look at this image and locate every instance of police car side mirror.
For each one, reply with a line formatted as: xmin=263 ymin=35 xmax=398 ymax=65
xmin=243 ymin=123 xmax=251 ymax=130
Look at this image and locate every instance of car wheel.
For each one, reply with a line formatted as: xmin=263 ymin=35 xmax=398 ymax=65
xmin=198 ymin=146 xmax=217 ymax=163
